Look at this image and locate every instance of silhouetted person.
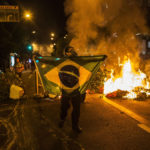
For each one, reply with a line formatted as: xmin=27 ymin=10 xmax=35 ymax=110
xmin=59 ymin=46 xmax=85 ymax=133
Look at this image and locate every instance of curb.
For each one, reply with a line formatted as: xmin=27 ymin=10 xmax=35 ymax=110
xmin=103 ymin=97 xmax=150 ymax=133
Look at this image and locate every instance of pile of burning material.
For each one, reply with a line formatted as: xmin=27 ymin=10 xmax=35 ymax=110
xmin=104 ymin=59 xmax=150 ymax=100
xmin=106 ymin=90 xmax=129 ymax=99
xmin=125 ymin=88 xmax=150 ymax=100
xmin=106 ymin=88 xmax=150 ymax=100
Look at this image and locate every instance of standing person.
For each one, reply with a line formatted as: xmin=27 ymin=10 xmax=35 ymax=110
xmin=58 ymin=46 xmax=85 ymax=133
xmin=31 ymin=59 xmax=35 ymax=72
xmin=15 ymin=58 xmax=24 ymax=78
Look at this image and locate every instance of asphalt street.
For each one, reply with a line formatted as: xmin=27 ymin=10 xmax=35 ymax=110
xmin=0 ymin=95 xmax=150 ymax=150
xmin=0 ymin=71 xmax=150 ymax=150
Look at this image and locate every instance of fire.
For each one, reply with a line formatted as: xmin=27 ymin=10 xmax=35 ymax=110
xmin=104 ymin=58 xmax=150 ymax=99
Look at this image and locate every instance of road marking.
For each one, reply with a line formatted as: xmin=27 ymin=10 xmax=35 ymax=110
xmin=103 ymin=97 xmax=150 ymax=129
xmin=138 ymin=124 xmax=150 ymax=133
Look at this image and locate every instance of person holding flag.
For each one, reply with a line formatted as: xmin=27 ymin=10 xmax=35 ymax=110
xmin=58 ymin=46 xmax=83 ymax=133
xmin=33 ymin=46 xmax=107 ymax=134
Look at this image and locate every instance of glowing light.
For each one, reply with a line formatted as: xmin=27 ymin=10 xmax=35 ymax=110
xmin=36 ymin=60 xmax=39 ymax=63
xmin=56 ymin=58 xmax=60 ymax=61
xmin=42 ymin=64 xmax=46 ymax=68
xmin=26 ymin=14 xmax=30 ymax=18
xmin=11 ymin=56 xmax=15 ymax=66
xmin=28 ymin=59 xmax=32 ymax=63
xmin=50 ymin=44 xmax=54 ymax=48
xmin=58 ymin=95 xmax=62 ymax=99
xmin=32 ymin=43 xmax=38 ymax=52
xmin=32 ymin=30 xmax=36 ymax=34
xmin=51 ymin=32 xmax=55 ymax=37
xmin=124 ymin=92 xmax=137 ymax=99
xmin=24 ymin=11 xmax=32 ymax=20
xmin=27 ymin=45 xmax=32 ymax=51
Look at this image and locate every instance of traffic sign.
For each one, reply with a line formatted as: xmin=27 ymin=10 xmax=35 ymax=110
xmin=0 ymin=5 xmax=19 ymax=10
xmin=0 ymin=5 xmax=19 ymax=22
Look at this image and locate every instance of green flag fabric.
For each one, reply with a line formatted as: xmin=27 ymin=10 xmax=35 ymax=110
xmin=34 ymin=55 xmax=107 ymax=96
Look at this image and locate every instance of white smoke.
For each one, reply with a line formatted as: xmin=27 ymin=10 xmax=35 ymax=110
xmin=64 ymin=0 xmax=148 ymax=69
xmin=32 ymin=43 xmax=54 ymax=56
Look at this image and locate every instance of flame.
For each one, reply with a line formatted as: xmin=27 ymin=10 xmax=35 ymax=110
xmin=104 ymin=58 xmax=150 ymax=99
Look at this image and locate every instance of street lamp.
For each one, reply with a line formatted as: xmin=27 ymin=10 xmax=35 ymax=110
xmin=51 ymin=37 xmax=54 ymax=41
xmin=24 ymin=11 xmax=32 ymax=20
xmin=32 ymin=30 xmax=36 ymax=34
xmin=51 ymin=32 xmax=55 ymax=37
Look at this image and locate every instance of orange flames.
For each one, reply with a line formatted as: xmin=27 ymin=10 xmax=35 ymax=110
xmin=104 ymin=58 xmax=150 ymax=99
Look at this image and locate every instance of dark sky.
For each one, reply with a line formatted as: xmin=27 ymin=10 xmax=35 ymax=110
xmin=21 ymin=0 xmax=67 ymax=43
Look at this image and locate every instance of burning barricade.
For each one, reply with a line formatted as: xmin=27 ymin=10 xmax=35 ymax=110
xmin=104 ymin=58 xmax=150 ymax=100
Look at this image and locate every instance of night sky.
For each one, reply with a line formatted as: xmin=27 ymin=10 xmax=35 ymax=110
xmin=21 ymin=0 xmax=67 ymax=43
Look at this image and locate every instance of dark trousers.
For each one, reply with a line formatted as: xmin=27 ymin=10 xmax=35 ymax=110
xmin=60 ymin=92 xmax=81 ymax=128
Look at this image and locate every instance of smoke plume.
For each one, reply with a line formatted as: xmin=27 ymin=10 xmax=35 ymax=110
xmin=32 ymin=43 xmax=54 ymax=56
xmin=64 ymin=0 xmax=148 ymax=70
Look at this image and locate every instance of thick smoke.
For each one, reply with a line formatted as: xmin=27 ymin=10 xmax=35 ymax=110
xmin=64 ymin=0 xmax=148 ymax=70
xmin=32 ymin=43 xmax=54 ymax=56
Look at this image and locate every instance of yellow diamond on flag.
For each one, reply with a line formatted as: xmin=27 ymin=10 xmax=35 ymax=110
xmin=44 ymin=59 xmax=91 ymax=93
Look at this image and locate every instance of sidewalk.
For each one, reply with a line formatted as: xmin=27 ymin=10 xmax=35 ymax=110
xmin=102 ymin=96 xmax=150 ymax=133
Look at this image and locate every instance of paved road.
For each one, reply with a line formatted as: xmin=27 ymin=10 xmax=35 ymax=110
xmin=0 ymin=71 xmax=149 ymax=150
xmin=0 ymin=95 xmax=150 ymax=150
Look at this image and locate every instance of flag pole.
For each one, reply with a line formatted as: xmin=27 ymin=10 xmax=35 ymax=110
xmin=36 ymin=69 xmax=39 ymax=95
xmin=33 ymin=57 xmax=46 ymax=95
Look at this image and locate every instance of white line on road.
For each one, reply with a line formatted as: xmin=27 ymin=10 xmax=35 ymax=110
xmin=103 ymin=97 xmax=150 ymax=133
xmin=138 ymin=124 xmax=150 ymax=134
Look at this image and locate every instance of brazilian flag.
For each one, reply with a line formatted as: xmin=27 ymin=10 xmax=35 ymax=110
xmin=34 ymin=55 xmax=107 ymax=96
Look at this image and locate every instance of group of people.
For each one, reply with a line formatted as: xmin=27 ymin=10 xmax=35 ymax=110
xmin=14 ymin=58 xmax=35 ymax=78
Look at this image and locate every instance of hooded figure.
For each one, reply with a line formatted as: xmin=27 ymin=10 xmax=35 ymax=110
xmin=59 ymin=46 xmax=84 ymax=133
